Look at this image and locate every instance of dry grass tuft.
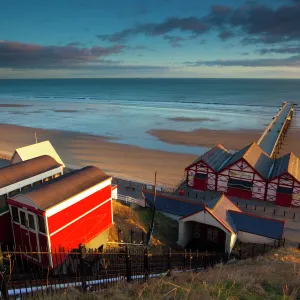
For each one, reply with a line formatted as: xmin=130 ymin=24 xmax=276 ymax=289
xmin=30 ymin=247 xmax=300 ymax=299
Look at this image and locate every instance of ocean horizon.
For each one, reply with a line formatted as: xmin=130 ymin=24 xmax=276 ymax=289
xmin=0 ymin=78 xmax=299 ymax=155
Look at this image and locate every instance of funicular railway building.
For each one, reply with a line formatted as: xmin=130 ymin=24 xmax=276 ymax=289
xmin=184 ymin=142 xmax=300 ymax=207
xmin=0 ymin=155 xmax=63 ymax=246
xmin=6 ymin=166 xmax=113 ymax=268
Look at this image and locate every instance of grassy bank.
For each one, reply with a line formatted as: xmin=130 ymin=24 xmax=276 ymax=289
xmin=30 ymin=247 xmax=299 ymax=299
xmin=108 ymin=201 xmax=178 ymax=247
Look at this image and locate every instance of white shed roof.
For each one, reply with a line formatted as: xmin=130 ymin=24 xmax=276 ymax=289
xmin=10 ymin=141 xmax=65 ymax=167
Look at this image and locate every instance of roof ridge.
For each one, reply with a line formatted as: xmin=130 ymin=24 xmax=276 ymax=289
xmin=205 ymin=207 xmax=234 ymax=233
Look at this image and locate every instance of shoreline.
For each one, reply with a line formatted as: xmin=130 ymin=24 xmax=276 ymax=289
xmin=1 ymin=121 xmax=299 ymax=185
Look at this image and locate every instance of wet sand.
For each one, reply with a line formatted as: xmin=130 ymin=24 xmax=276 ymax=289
xmin=0 ymin=123 xmax=194 ymax=186
xmin=148 ymin=128 xmax=262 ymax=150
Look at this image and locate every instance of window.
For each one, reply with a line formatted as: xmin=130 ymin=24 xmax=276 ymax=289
xmin=9 ymin=189 xmax=20 ymax=197
xmin=20 ymin=211 xmax=27 ymax=227
xmin=11 ymin=206 xmax=19 ymax=223
xmin=207 ymin=227 xmax=219 ymax=243
xmin=53 ymin=173 xmax=61 ymax=178
xmin=37 ymin=215 xmax=46 ymax=234
xmin=28 ymin=214 xmax=35 ymax=230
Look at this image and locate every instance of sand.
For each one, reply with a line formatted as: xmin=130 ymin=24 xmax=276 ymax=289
xmin=148 ymin=128 xmax=262 ymax=150
xmin=0 ymin=123 xmax=193 ymax=186
xmin=1 ymin=120 xmax=299 ymax=186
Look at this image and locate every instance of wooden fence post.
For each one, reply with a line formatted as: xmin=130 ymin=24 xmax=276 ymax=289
xmin=144 ymin=248 xmax=149 ymax=280
xmin=167 ymin=248 xmax=172 ymax=276
xmin=183 ymin=249 xmax=187 ymax=271
xmin=125 ymin=246 xmax=131 ymax=282
xmin=79 ymin=244 xmax=87 ymax=292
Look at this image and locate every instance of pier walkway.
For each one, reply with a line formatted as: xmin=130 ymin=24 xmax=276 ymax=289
xmin=257 ymin=102 xmax=294 ymax=158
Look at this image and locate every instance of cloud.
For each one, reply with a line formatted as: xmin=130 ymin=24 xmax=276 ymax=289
xmin=184 ymin=55 xmax=300 ymax=67
xmin=0 ymin=41 xmax=125 ymax=69
xmin=163 ymin=35 xmax=186 ymax=47
xmin=258 ymin=47 xmax=300 ymax=55
xmin=97 ymin=17 xmax=208 ymax=42
xmin=67 ymin=42 xmax=83 ymax=47
xmin=97 ymin=1 xmax=300 ymax=46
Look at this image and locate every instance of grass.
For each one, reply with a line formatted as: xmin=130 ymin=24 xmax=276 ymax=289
xmin=30 ymin=247 xmax=300 ymax=299
xmin=108 ymin=201 xmax=178 ymax=247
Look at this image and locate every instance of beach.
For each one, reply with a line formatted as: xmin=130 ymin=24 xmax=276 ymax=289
xmin=1 ymin=121 xmax=300 ymax=186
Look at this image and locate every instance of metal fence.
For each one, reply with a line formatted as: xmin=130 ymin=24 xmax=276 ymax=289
xmin=0 ymin=240 xmax=283 ymax=299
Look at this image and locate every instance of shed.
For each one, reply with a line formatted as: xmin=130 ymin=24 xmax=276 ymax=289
xmin=177 ymin=194 xmax=284 ymax=253
xmin=7 ymin=166 xmax=113 ymax=268
xmin=10 ymin=140 xmax=65 ymax=167
xmin=267 ymin=152 xmax=300 ymax=207
xmin=217 ymin=142 xmax=273 ymax=200
xmin=185 ymin=144 xmax=231 ymax=191
xmin=0 ymin=155 xmax=63 ymax=246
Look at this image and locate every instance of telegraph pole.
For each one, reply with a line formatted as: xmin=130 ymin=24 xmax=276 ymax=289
xmin=147 ymin=171 xmax=157 ymax=246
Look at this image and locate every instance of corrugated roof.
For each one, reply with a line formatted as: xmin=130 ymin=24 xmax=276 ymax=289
xmin=11 ymin=141 xmax=65 ymax=167
xmin=186 ymin=144 xmax=231 ymax=172
xmin=0 ymin=155 xmax=62 ymax=189
xmin=221 ymin=142 xmax=273 ymax=179
xmin=271 ymin=153 xmax=300 ymax=182
xmin=142 ymin=190 xmax=204 ymax=216
xmin=19 ymin=166 xmax=111 ymax=211
xmin=228 ymin=210 xmax=284 ymax=239
xmin=209 ymin=195 xmax=242 ymax=233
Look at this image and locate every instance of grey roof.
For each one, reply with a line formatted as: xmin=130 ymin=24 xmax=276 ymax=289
xmin=0 ymin=155 xmax=61 ymax=189
xmin=221 ymin=142 xmax=273 ymax=179
xmin=208 ymin=195 xmax=241 ymax=233
xmin=20 ymin=166 xmax=111 ymax=210
xmin=271 ymin=152 xmax=300 ymax=182
xmin=229 ymin=211 xmax=284 ymax=239
xmin=187 ymin=144 xmax=231 ymax=172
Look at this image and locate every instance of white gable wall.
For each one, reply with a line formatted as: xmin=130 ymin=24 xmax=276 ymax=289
xmin=237 ymin=231 xmax=275 ymax=244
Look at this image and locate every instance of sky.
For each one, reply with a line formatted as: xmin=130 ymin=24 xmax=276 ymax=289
xmin=1 ymin=0 xmax=300 ymax=78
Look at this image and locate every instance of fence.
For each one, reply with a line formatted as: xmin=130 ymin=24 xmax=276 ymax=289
xmin=0 ymin=240 xmax=283 ymax=299
xmin=116 ymin=194 xmax=146 ymax=207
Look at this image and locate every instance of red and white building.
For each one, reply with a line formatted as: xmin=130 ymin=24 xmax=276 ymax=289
xmin=184 ymin=142 xmax=300 ymax=207
xmin=0 ymin=155 xmax=63 ymax=246
xmin=7 ymin=166 xmax=113 ymax=268
xmin=216 ymin=142 xmax=273 ymax=200
xmin=185 ymin=144 xmax=231 ymax=191
xmin=267 ymin=153 xmax=300 ymax=207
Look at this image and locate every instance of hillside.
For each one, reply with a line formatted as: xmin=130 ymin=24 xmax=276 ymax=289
xmin=32 ymin=247 xmax=299 ymax=299
xmin=108 ymin=201 xmax=179 ymax=247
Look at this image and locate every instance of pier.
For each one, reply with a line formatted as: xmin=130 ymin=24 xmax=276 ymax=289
xmin=257 ymin=102 xmax=295 ymax=158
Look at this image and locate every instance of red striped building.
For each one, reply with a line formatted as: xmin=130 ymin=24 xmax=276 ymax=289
xmin=7 ymin=166 xmax=113 ymax=268
xmin=184 ymin=142 xmax=300 ymax=207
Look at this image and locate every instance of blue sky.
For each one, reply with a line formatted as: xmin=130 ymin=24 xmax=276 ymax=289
xmin=1 ymin=0 xmax=300 ymax=78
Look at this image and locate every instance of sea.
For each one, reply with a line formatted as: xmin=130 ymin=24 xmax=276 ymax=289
xmin=0 ymin=78 xmax=299 ymax=155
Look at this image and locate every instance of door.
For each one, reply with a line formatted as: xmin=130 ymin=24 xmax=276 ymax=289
xmin=227 ymin=187 xmax=252 ymax=199
xmin=193 ymin=173 xmax=207 ymax=191
xmin=19 ymin=209 xmax=41 ymax=262
xmin=276 ymin=192 xmax=292 ymax=207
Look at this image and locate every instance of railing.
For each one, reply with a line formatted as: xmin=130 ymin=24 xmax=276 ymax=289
xmin=0 ymin=240 xmax=283 ymax=299
xmin=115 ymin=194 xmax=146 ymax=207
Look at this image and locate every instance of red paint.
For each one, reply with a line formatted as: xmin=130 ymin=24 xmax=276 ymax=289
xmin=227 ymin=187 xmax=252 ymax=200
xmin=47 ymin=185 xmax=111 ymax=234
xmin=50 ymin=200 xmax=112 ymax=254
xmin=0 ymin=212 xmax=13 ymax=246
xmin=193 ymin=178 xmax=207 ymax=191
xmin=275 ymin=192 xmax=292 ymax=207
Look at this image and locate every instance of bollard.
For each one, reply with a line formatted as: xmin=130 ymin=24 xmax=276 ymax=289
xmin=246 ymin=203 xmax=248 ymax=209
xmin=293 ymin=213 xmax=296 ymax=220
xmin=236 ymin=201 xmax=239 ymax=207
xmin=255 ymin=205 xmax=257 ymax=211
xmin=195 ymin=193 xmax=197 ymax=198
xmin=188 ymin=191 xmax=189 ymax=197
xmin=283 ymin=211 xmax=286 ymax=217
xmin=264 ymin=207 xmax=266 ymax=213
xmin=273 ymin=209 xmax=276 ymax=215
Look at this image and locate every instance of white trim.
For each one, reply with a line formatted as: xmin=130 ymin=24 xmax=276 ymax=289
xmin=49 ymin=198 xmax=111 ymax=237
xmin=45 ymin=178 xmax=111 ymax=217
xmin=44 ymin=215 xmax=53 ymax=268
xmin=0 ymin=167 xmax=63 ymax=196
xmin=0 ymin=210 xmax=9 ymax=217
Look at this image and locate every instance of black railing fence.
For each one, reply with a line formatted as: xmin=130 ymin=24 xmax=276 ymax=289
xmin=0 ymin=240 xmax=283 ymax=299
